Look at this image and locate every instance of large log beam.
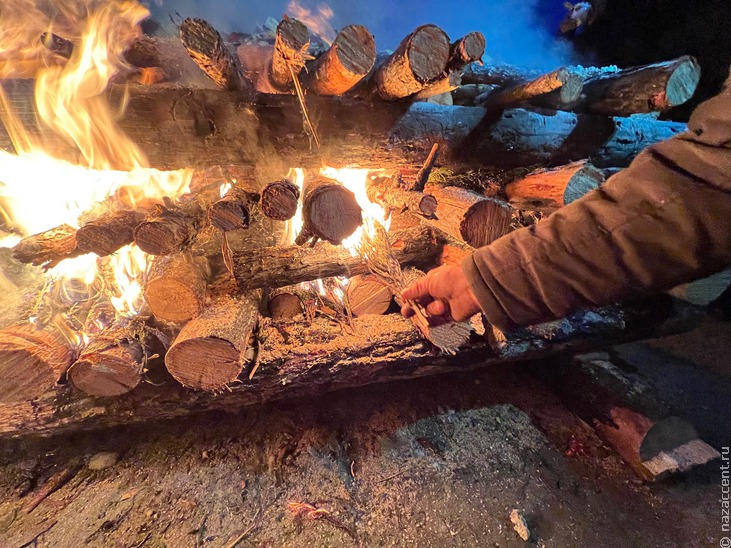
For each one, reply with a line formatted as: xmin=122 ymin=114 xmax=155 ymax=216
xmin=0 ymin=297 xmax=702 ymax=438
xmin=579 ymin=56 xmax=701 ymax=116
xmin=0 ymin=80 xmax=686 ymax=170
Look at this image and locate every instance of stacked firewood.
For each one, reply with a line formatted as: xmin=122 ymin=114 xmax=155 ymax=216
xmin=0 ymin=14 xmax=704 ymax=434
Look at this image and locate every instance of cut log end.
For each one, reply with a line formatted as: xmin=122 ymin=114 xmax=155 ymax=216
xmin=208 ymin=201 xmax=249 ymax=231
xmin=409 ymin=25 xmax=451 ymax=82
xmin=307 ymin=25 xmax=376 ymax=96
xmin=75 ymin=210 xmax=144 ymax=256
xmin=145 ymin=254 xmax=207 ymax=323
xmin=165 ymin=338 xmax=242 ymax=391
xmin=346 ymin=275 xmax=392 ymax=317
xmin=270 ymin=18 xmax=310 ymax=89
xmin=268 ymin=293 xmax=303 ymax=320
xmin=299 ymin=178 xmax=362 ymax=245
xmin=261 ymin=180 xmax=300 ymax=221
xmin=461 ymin=199 xmax=513 ymax=247
xmin=69 ymin=352 xmax=142 ymax=397
xmin=664 ymin=56 xmax=701 ymax=108
xmin=133 ymin=207 xmax=199 ymax=256
xmin=505 ymin=161 xmax=606 ymax=209
xmin=0 ymin=326 xmax=74 ymax=403
xmin=451 ymin=32 xmax=486 ymax=65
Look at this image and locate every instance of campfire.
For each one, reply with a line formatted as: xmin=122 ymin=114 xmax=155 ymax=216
xmin=0 ymin=0 xmax=704 ymax=436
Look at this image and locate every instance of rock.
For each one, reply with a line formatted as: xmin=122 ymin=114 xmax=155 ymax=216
xmin=88 ymin=452 xmax=118 ymax=470
xmin=510 ymin=509 xmax=531 ymax=541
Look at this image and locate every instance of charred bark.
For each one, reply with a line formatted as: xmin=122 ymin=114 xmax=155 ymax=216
xmin=260 ymin=180 xmax=300 ymax=221
xmin=294 ymin=176 xmax=362 ymax=245
xmin=365 ymin=174 xmax=437 ymax=217
xmin=12 ymin=225 xmax=83 ymax=269
xmin=75 ymin=209 xmax=146 ymax=256
xmin=207 ymin=185 xmax=259 ymax=232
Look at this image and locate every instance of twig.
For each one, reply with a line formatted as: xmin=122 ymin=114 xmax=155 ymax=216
xmin=23 ymin=463 xmax=80 ymax=514
xmin=248 ymin=338 xmax=262 ymax=380
xmin=289 ymin=65 xmax=321 ymax=149
xmin=411 ymin=143 xmax=440 ymax=191
xmin=14 ymin=519 xmax=57 ymax=548
xmin=225 ymin=508 xmax=262 ymax=548
xmin=130 ymin=532 xmax=152 ymax=548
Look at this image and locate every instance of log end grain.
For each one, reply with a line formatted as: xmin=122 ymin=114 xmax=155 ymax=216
xmin=664 ymin=56 xmax=701 ymax=108
xmin=335 ymin=25 xmax=377 ymax=77
xmin=165 ymin=337 xmax=242 ymax=391
xmin=346 ymin=275 xmax=392 ymax=317
xmin=268 ymin=293 xmax=303 ymax=320
xmin=261 ymin=180 xmax=300 ymax=221
xmin=408 ymin=25 xmax=451 ymax=83
xmin=307 ymin=184 xmax=362 ymax=245
xmin=452 ymin=32 xmax=486 ymax=65
xmin=208 ymin=201 xmax=250 ymax=232
xmin=69 ymin=354 xmax=143 ymax=397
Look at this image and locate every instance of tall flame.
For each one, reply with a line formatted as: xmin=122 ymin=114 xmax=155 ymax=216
xmin=0 ymin=1 xmax=192 ymax=321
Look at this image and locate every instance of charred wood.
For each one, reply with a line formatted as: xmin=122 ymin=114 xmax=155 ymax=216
xmin=207 ymin=185 xmax=259 ymax=232
xmin=75 ymin=209 xmax=146 ymax=256
xmin=260 ymin=179 xmax=300 ymax=221
xmin=133 ymin=202 xmax=201 ymax=256
xmin=294 ymin=176 xmax=362 ymax=246
xmin=12 ymin=224 xmax=83 ymax=269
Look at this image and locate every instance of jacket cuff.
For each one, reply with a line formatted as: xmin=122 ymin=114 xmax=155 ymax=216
xmin=461 ymin=253 xmax=516 ymax=331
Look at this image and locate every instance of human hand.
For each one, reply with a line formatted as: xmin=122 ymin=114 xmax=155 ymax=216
xmin=400 ymin=265 xmax=482 ymax=323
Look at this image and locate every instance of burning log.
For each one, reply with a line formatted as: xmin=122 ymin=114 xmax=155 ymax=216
xmin=423 ymin=183 xmax=513 ymax=248
xmin=144 ymin=253 xmax=208 ymax=323
xmin=294 ymin=176 xmax=362 ymax=246
xmin=40 ymin=33 xmax=160 ymax=68
xmin=579 ymin=56 xmax=701 ymax=115
xmin=133 ymin=202 xmax=201 ymax=256
xmin=375 ymin=25 xmax=451 ymax=100
xmin=346 ymin=275 xmax=392 ymax=317
xmin=179 ymin=18 xmax=252 ymax=93
xmin=504 ymin=160 xmax=607 ymax=210
xmin=68 ymin=321 xmax=145 ymax=397
xmin=165 ymin=290 xmax=261 ymax=391
xmin=260 ymin=179 xmax=300 ymax=221
xmin=0 ymin=325 xmax=75 ymax=403
xmin=40 ymin=32 xmax=73 ymax=59
xmin=12 ymin=224 xmax=83 ymax=269
xmin=270 ymin=17 xmax=310 ymax=90
xmin=234 ymin=220 xmax=439 ymax=290
xmin=75 ymin=209 xmax=146 ymax=256
xmin=479 ymin=67 xmax=583 ymax=109
xmin=207 ymin=184 xmax=258 ymax=232
xmin=304 ymin=25 xmax=376 ymax=96
xmin=365 ymin=174 xmax=437 ymax=217
xmin=267 ymin=286 xmax=309 ymax=320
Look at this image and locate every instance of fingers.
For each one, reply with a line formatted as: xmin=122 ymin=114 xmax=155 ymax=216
xmin=425 ymin=299 xmax=447 ymax=317
xmin=400 ymin=276 xmax=431 ymax=302
xmin=400 ymin=304 xmax=415 ymax=318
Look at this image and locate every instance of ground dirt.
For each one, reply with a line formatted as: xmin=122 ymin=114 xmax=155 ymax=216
xmin=0 ymin=317 xmax=729 ymax=547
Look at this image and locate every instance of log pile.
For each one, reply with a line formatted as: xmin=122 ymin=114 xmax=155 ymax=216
xmin=0 ymin=12 xmax=706 ymax=441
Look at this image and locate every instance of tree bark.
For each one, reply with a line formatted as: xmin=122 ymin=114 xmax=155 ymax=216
xmin=448 ymin=32 xmax=486 ymax=69
xmin=260 ymin=180 xmax=300 ymax=221
xmin=375 ymin=25 xmax=451 ymax=100
xmin=0 ymin=80 xmax=687 ymax=170
xmin=207 ymin=185 xmax=258 ymax=232
xmin=294 ymin=176 xmax=362 ymax=245
xmin=234 ymin=221 xmax=440 ymax=291
xmin=304 ymin=25 xmax=376 ymax=96
xmin=346 ymin=275 xmax=392 ymax=317
xmin=68 ymin=321 xmax=146 ymax=397
xmin=0 ymin=298 xmax=702 ymax=438
xmin=461 ymin=62 xmax=542 ymax=87
xmin=165 ymin=290 xmax=261 ymax=391
xmin=75 ymin=209 xmax=146 ymax=256
xmin=133 ymin=203 xmax=201 ymax=256
xmin=12 ymin=224 xmax=83 ymax=269
xmin=144 ymin=253 xmax=208 ymax=323
xmin=579 ymin=56 xmax=701 ymax=115
xmin=365 ymin=174 xmax=437 ymax=217
xmin=423 ymin=183 xmax=513 ymax=248
xmin=270 ymin=18 xmax=310 ymax=90
xmin=413 ymin=70 xmax=462 ymax=101
xmin=479 ymin=67 xmax=583 ymax=109
xmin=504 ymin=160 xmax=607 ymax=210
xmin=0 ymin=325 xmax=75 ymax=403
xmin=179 ymin=18 xmax=252 ymax=93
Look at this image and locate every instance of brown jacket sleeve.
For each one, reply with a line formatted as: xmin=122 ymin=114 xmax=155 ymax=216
xmin=463 ymin=70 xmax=731 ymax=330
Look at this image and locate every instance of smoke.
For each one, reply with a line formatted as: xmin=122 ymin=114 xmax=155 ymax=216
xmin=146 ymin=0 xmax=578 ymax=70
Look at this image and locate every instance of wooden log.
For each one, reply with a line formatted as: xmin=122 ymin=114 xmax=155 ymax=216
xmin=207 ymin=185 xmax=259 ymax=232
xmin=235 ymin=220 xmax=440 ymax=290
xmin=0 ymin=298 xmax=703 ymax=438
xmin=346 ymin=275 xmax=392 ymax=317
xmin=413 ymin=70 xmax=461 ymax=101
xmin=480 ymin=67 xmax=583 ymax=109
xmin=12 ymin=224 xmax=83 ymax=269
xmin=0 ymin=80 xmax=687 ymax=170
xmin=179 ymin=18 xmax=252 ymax=93
xmin=144 ymin=253 xmax=208 ymax=323
xmin=165 ymin=290 xmax=261 ymax=391
xmin=0 ymin=325 xmax=75 ymax=403
xmin=451 ymin=83 xmax=495 ymax=106
xmin=267 ymin=286 xmax=308 ymax=320
xmin=270 ymin=18 xmax=310 ymax=90
xmin=375 ymin=25 xmax=451 ymax=100
xmin=461 ymin=62 xmax=542 ymax=87
xmin=304 ymin=25 xmax=376 ymax=95
xmin=40 ymin=33 xmax=160 ymax=68
xmin=75 ymin=209 xmax=146 ymax=256
xmin=579 ymin=56 xmax=701 ymax=115
xmin=133 ymin=203 xmax=201 ymax=256
xmin=260 ymin=179 xmax=300 ymax=221
xmin=365 ymin=174 xmax=437 ymax=217
xmin=504 ymin=160 xmax=607 ymax=210
xmin=68 ymin=321 xmax=145 ymax=397
xmin=423 ymin=183 xmax=513 ymax=248
xmin=448 ymin=32 xmax=486 ymax=70
xmin=535 ymin=352 xmax=720 ymax=480
xmin=294 ymin=176 xmax=362 ymax=245
xmin=411 ymin=142 xmax=440 ymax=192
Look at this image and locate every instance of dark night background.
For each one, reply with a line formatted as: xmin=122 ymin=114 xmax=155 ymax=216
xmin=147 ymin=0 xmax=730 ymax=110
